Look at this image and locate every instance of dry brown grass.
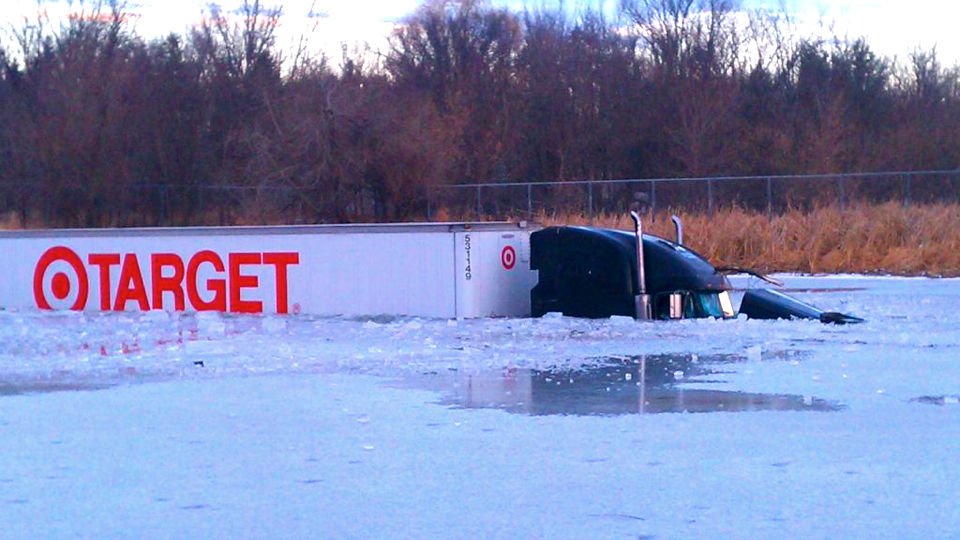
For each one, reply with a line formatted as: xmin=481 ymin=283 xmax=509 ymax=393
xmin=0 ymin=211 xmax=25 ymax=230
xmin=531 ymin=202 xmax=960 ymax=277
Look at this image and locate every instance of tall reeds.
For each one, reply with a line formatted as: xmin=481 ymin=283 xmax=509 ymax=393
xmin=535 ymin=202 xmax=960 ymax=276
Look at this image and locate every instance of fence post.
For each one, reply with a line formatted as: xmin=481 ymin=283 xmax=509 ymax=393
xmin=476 ymin=185 xmax=482 ymax=217
xmin=587 ymin=182 xmax=594 ymax=222
xmin=527 ymin=183 xmax=533 ymax=217
xmin=838 ymin=176 xmax=846 ymax=210
xmin=707 ymin=179 xmax=714 ymax=217
xmin=650 ymin=180 xmax=657 ymax=215
xmin=426 ymin=187 xmax=433 ymax=221
xmin=903 ymin=174 xmax=911 ymax=208
xmin=766 ymin=176 xmax=773 ymax=220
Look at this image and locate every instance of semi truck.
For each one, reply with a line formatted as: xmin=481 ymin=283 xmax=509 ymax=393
xmin=0 ymin=217 xmax=861 ymax=323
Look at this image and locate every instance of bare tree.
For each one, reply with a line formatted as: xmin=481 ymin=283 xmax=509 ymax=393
xmin=621 ymin=0 xmax=740 ymax=80
xmin=200 ymin=0 xmax=283 ymax=80
xmin=386 ymin=0 xmax=523 ymax=184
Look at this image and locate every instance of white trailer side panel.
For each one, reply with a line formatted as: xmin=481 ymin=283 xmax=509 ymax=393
xmin=454 ymin=230 xmax=537 ymax=318
xmin=0 ymin=223 xmax=535 ymax=318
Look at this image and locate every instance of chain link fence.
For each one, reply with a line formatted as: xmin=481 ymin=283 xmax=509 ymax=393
xmin=1 ymin=170 xmax=958 ymax=227
xmin=427 ymin=170 xmax=960 ymax=221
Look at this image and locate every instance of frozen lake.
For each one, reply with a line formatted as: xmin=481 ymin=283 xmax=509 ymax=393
xmin=2 ymin=275 xmax=960 ymax=538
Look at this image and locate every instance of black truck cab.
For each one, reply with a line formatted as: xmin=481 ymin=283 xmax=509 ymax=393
xmin=530 ymin=226 xmax=734 ymax=320
xmin=530 ymin=225 xmax=862 ymax=324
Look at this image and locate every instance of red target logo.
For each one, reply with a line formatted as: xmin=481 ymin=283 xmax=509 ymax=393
xmin=33 ymin=246 xmax=89 ymax=310
xmin=500 ymin=245 xmax=517 ymax=270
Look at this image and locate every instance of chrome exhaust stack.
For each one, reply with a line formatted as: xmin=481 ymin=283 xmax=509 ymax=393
xmin=671 ymin=215 xmax=683 ymax=245
xmin=630 ymin=211 xmax=652 ymax=320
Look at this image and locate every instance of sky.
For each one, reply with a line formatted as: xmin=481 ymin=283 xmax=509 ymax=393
xmin=760 ymin=0 xmax=958 ymax=62
xmin=1 ymin=0 xmax=957 ymax=65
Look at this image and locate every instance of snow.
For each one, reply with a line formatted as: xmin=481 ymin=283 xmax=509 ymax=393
xmin=2 ymin=275 xmax=960 ymax=538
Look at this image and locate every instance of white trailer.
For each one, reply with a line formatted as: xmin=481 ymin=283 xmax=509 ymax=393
xmin=1 ymin=222 xmax=538 ymax=318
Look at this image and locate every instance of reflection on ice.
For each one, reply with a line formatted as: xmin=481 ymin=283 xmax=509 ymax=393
xmin=910 ymin=395 xmax=960 ymax=406
xmin=417 ymin=354 xmax=841 ymax=416
xmin=0 ymin=379 xmax=112 ymax=396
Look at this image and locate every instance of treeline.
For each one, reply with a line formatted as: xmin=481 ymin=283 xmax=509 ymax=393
xmin=1 ymin=0 xmax=959 ymax=227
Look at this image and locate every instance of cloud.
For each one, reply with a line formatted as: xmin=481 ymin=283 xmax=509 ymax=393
xmin=762 ymin=0 xmax=959 ymax=61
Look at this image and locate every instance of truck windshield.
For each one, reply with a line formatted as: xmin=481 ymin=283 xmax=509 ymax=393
xmin=689 ymin=292 xmax=735 ymax=319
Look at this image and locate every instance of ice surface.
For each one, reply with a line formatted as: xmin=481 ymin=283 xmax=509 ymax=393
xmin=2 ymin=275 xmax=960 ymax=538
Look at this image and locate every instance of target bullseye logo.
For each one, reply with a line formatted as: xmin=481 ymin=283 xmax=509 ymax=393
xmin=500 ymin=245 xmax=517 ymax=270
xmin=51 ymin=272 xmax=71 ymax=300
xmin=33 ymin=246 xmax=89 ymax=310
